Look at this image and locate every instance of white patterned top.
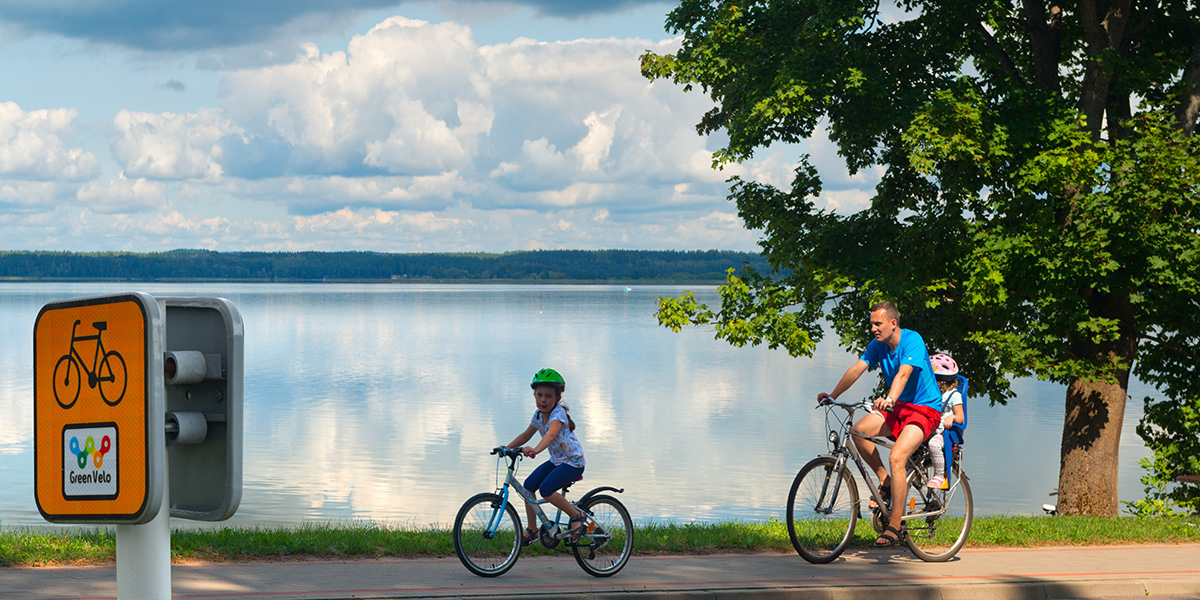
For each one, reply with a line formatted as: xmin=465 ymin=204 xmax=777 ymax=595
xmin=531 ymin=405 xmax=586 ymax=468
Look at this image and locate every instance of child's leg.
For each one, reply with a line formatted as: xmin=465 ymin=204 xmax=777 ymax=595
xmin=522 ymin=462 xmax=556 ymax=532
xmin=927 ymin=434 xmax=946 ymax=487
xmin=537 ymin=464 xmax=586 ymax=524
xmin=928 ymin=434 xmax=945 ymax=475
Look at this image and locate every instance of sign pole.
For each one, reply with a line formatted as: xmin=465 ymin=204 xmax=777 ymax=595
xmin=115 ymin=298 xmax=170 ymax=600
xmin=116 ymin=457 xmax=170 ymax=599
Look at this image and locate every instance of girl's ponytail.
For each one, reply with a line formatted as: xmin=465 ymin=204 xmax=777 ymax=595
xmin=559 ymin=402 xmax=577 ymax=432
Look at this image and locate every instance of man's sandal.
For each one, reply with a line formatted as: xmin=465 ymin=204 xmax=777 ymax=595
xmin=874 ymin=525 xmax=905 ymax=547
xmin=521 ymin=527 xmax=539 ymax=547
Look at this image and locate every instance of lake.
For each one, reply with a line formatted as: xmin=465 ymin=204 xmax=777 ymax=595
xmin=0 ymin=282 xmax=1155 ymax=529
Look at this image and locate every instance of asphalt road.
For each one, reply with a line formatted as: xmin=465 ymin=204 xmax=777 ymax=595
xmin=2 ymin=543 xmax=1198 ymax=599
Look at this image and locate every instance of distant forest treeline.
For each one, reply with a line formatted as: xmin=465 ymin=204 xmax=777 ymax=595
xmin=0 ymin=249 xmax=767 ymax=282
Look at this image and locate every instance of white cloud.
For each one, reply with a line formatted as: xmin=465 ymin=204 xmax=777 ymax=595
xmin=0 ymin=180 xmax=60 ymax=211
xmin=817 ymin=188 xmax=873 ymax=212
xmin=112 ymin=109 xmax=241 ymax=181
xmin=258 ymin=172 xmax=481 ymax=212
xmin=0 ymin=13 xmax=847 ymax=253
xmin=293 ymin=207 xmax=471 ymax=234
xmin=221 ymin=18 xmax=490 ymax=176
xmin=75 ymin=175 xmax=167 ymax=214
xmin=218 ymin=29 xmax=737 ymax=210
xmin=749 ymin=150 xmax=801 ymax=191
xmin=668 ymin=210 xmax=752 ymax=246
xmin=0 ymin=102 xmax=100 ymax=181
xmin=571 ymin=109 xmax=619 ymax=172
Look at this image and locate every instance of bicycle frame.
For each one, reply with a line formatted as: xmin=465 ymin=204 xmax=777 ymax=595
xmin=68 ymin=320 xmax=110 ymax=382
xmin=821 ymin=400 xmax=964 ymax=522
xmin=486 ymin=449 xmax=610 ymax=545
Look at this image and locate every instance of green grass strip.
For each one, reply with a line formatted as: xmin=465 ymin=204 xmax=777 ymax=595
xmin=0 ymin=516 xmax=1196 ymax=567
xmin=0 ymin=528 xmax=115 ymax=567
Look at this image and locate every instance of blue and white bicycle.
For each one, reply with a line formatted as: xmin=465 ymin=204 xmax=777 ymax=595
xmin=452 ymin=446 xmax=633 ymax=577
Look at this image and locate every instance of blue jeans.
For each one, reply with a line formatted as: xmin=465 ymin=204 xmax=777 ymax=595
xmin=524 ymin=461 xmax=584 ymax=498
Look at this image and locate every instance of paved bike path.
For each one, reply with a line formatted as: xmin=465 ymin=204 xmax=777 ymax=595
xmin=2 ymin=544 xmax=1198 ymax=599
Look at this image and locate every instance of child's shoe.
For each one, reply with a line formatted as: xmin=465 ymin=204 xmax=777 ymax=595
xmin=521 ymin=528 xmax=539 ymax=547
xmin=927 ymin=475 xmax=948 ymax=490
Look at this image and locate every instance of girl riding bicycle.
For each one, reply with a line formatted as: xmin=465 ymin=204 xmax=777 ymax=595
xmin=504 ymin=368 xmax=587 ymax=546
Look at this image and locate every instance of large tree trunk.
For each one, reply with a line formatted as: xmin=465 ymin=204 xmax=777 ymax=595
xmin=1057 ymin=292 xmax=1137 ymax=516
xmin=1057 ymin=374 xmax=1130 ymax=515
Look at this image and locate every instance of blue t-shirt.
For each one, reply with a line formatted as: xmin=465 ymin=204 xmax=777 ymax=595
xmin=860 ymin=328 xmax=942 ymax=411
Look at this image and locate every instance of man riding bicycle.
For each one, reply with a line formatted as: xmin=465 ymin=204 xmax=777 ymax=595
xmin=816 ymin=301 xmax=943 ymax=547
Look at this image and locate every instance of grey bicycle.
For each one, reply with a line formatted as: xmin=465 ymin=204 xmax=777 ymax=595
xmin=786 ymin=398 xmax=973 ymax=563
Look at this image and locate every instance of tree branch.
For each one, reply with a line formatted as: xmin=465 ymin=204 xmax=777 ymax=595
xmin=1141 ymin=333 xmax=1199 ymax=361
xmin=1177 ymin=33 xmax=1200 ymax=137
xmin=1078 ymin=0 xmax=1134 ymax=140
xmin=1022 ymin=0 xmax=1063 ymax=93
xmin=973 ymin=21 xmax=1021 ymax=80
xmin=1124 ymin=0 xmax=1159 ymax=42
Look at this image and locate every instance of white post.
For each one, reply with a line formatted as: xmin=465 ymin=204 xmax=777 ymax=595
xmin=116 ymin=454 xmax=171 ymax=599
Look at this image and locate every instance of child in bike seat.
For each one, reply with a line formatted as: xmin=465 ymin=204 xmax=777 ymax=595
xmin=926 ymin=354 xmax=965 ymax=490
xmin=504 ymin=368 xmax=587 ymax=546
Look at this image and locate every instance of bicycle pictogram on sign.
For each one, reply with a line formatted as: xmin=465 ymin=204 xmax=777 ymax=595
xmin=53 ymin=320 xmax=128 ymax=409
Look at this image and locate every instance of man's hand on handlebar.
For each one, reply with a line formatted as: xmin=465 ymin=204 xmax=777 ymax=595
xmin=872 ymin=396 xmax=896 ymax=412
xmin=816 ymin=392 xmax=834 ymax=406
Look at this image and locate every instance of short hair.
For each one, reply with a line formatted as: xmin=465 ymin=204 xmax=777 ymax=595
xmin=870 ymin=301 xmax=899 ymax=322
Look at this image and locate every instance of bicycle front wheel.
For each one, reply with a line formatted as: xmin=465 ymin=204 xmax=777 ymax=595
xmin=572 ymin=494 xmax=633 ymax=577
xmin=787 ymin=456 xmax=859 ymax=564
xmin=904 ymin=465 xmax=973 ymax=562
xmin=453 ymin=493 xmax=521 ymax=577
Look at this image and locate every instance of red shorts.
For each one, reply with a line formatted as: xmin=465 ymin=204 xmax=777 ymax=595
xmin=883 ymin=401 xmax=942 ymax=441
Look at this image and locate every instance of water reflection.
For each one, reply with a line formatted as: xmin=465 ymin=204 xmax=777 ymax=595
xmin=0 ymin=282 xmax=1151 ymax=529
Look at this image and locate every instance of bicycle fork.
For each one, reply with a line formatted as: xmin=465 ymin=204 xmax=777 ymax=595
xmin=815 ymin=454 xmax=850 ymax=515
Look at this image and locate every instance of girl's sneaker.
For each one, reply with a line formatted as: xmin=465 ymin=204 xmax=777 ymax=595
xmin=927 ymin=475 xmax=948 ymax=490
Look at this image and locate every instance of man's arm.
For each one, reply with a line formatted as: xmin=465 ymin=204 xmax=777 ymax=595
xmin=818 ymin=359 xmax=869 ymax=403
xmin=883 ymin=364 xmax=914 ymax=407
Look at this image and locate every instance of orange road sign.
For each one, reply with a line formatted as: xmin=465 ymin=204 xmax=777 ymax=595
xmin=34 ymin=293 xmax=164 ymax=523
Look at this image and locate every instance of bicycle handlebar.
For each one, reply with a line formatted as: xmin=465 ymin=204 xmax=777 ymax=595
xmin=816 ymin=397 xmax=872 ymax=411
xmin=491 ymin=446 xmax=523 ymax=458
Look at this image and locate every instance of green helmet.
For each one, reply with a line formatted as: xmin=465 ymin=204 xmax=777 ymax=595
xmin=530 ymin=368 xmax=565 ymax=391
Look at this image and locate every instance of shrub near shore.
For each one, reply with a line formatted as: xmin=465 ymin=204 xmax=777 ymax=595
xmin=2 ymin=516 xmax=1197 ymax=566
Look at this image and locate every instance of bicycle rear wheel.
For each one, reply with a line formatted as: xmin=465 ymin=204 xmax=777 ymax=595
xmin=453 ymin=493 xmax=521 ymax=577
xmin=787 ymin=456 xmax=859 ymax=564
xmin=98 ymin=351 xmax=127 ymax=406
xmin=904 ymin=464 xmax=973 ymax=562
xmin=572 ymin=494 xmax=633 ymax=577
xmin=52 ymin=355 xmax=81 ymax=409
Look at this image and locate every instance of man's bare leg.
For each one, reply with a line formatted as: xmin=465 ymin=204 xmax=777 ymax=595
xmin=886 ymin=424 xmax=928 ymax=532
xmin=852 ymin=414 xmax=891 ymax=492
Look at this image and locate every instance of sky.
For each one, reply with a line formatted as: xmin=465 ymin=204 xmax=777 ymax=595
xmin=0 ymin=0 xmax=879 ymax=253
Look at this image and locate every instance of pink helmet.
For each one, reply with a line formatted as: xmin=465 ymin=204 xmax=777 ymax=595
xmin=930 ymin=353 xmax=959 ymax=379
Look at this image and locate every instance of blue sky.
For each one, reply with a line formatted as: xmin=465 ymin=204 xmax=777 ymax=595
xmin=0 ymin=0 xmax=876 ymax=253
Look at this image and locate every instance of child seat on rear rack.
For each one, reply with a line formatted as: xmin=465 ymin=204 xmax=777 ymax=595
xmin=943 ymin=374 xmax=968 ymax=486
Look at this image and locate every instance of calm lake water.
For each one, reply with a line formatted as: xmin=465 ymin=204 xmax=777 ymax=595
xmin=0 ymin=282 xmax=1155 ymax=529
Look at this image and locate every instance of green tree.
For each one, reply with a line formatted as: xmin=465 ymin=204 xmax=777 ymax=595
xmin=642 ymin=0 xmax=1200 ymax=516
